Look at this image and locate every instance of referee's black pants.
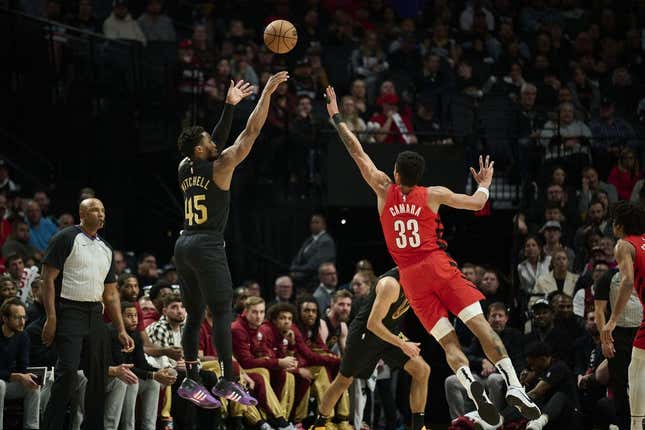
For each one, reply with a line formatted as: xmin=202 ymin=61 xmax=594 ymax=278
xmin=608 ymin=326 xmax=638 ymax=429
xmin=43 ymin=299 xmax=110 ymax=430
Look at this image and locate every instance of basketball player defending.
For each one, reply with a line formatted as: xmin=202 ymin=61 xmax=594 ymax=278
xmin=601 ymin=201 xmax=645 ymax=430
xmin=174 ymin=71 xmax=289 ymax=408
xmin=312 ymin=268 xmax=430 ymax=430
xmin=324 ymin=86 xmax=539 ymax=426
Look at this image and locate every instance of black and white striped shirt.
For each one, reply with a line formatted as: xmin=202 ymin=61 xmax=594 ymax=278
xmin=609 ymin=272 xmax=643 ymax=328
xmin=43 ymin=226 xmax=116 ymax=302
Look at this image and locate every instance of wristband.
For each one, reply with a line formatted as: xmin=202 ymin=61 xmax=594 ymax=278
xmin=476 ymin=187 xmax=490 ymax=198
xmin=332 ymin=113 xmax=345 ymax=126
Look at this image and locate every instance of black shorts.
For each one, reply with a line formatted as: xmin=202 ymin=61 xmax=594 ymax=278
xmin=339 ymin=326 xmax=410 ymax=379
xmin=174 ymin=233 xmax=233 ymax=311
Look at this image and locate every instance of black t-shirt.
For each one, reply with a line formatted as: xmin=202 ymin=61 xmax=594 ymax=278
xmin=178 ymin=158 xmax=230 ymax=238
xmin=592 ymin=268 xmax=618 ymax=302
xmin=541 ymin=359 xmax=580 ymax=409
xmin=350 ymin=268 xmax=407 ymax=333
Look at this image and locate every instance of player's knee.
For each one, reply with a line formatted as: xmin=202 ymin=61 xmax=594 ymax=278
xmin=406 ymin=357 xmax=430 ymax=379
xmin=464 ymin=313 xmax=489 ymax=336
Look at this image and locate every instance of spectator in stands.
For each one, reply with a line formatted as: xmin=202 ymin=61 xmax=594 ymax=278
xmin=231 ymin=45 xmax=259 ymax=89
xmin=320 ymin=290 xmax=351 ymax=356
xmin=25 ymin=200 xmax=57 ymax=253
xmin=3 ymin=255 xmax=27 ymax=293
xmin=0 ymin=276 xmax=17 ymax=302
xmin=231 ymin=297 xmax=295 ymax=430
xmin=412 ymin=99 xmax=442 ymax=142
xmin=242 ymin=280 xmax=261 ymax=298
xmin=191 ymin=24 xmax=214 ymax=72
xmin=66 ymin=0 xmax=98 ymax=32
xmin=0 ymin=160 xmax=19 ymax=196
xmin=232 ymin=287 xmax=249 ymax=316
xmin=350 ymin=30 xmax=389 ymax=102
xmin=517 ymin=235 xmax=551 ymax=295
xmin=539 ymin=102 xmax=592 ymax=163
xmin=26 ymin=277 xmax=43 ymax=322
xmin=290 ymin=58 xmax=317 ymax=100
xmin=460 ymin=1 xmax=494 ymax=32
xmin=313 ymin=262 xmax=339 ymax=314
xmin=461 ymin=263 xmax=479 ymax=287
xmin=146 ymin=280 xmax=174 ymax=325
xmin=533 ymin=250 xmax=579 ymax=306
xmin=540 ymin=220 xmax=575 ymax=266
xmin=32 ymin=191 xmax=51 ymax=220
xmin=445 ymin=302 xmax=523 ymax=419
xmin=607 ymin=147 xmax=641 ymax=201
xmin=578 ymin=166 xmax=618 ymax=215
xmin=0 ymin=194 xmax=9 ymax=248
xmin=270 ymin=275 xmax=294 ymax=306
xmin=348 ymin=271 xmax=371 ymax=322
xmin=103 ymin=0 xmax=147 ymax=46
xmin=2 ymin=220 xmax=41 ymax=261
xmin=145 ymin=292 xmax=185 ymax=368
xmin=337 ymin=96 xmax=370 ymax=144
xmin=567 ymin=65 xmax=600 ymax=119
xmin=515 ymin=83 xmax=547 ymax=182
xmin=138 ymin=296 xmax=156 ymax=327
xmin=113 ymin=250 xmax=128 ymax=276
xmin=574 ymin=200 xmax=613 ymax=252
xmin=522 ymin=341 xmax=582 ymax=429
xmin=137 ymin=252 xmax=159 ymax=287
xmin=0 ymin=298 xmax=40 ymax=430
xmin=370 ymin=93 xmax=417 ymax=144
xmin=57 ymin=213 xmax=74 ymax=229
xmin=348 ymin=79 xmax=368 ymax=119
xmin=137 ymin=0 xmax=175 ymax=42
xmin=290 ymin=213 xmax=336 ymax=290
xmin=109 ymin=301 xmax=176 ymax=430
xmin=591 ymin=97 xmax=637 ymax=158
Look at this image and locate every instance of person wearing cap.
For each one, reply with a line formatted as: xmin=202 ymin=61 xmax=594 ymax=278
xmin=103 ymin=0 xmax=146 ymax=46
xmin=540 ymin=220 xmax=575 ymax=269
xmin=369 ymin=92 xmax=417 ymax=144
xmin=524 ymin=299 xmax=577 ymax=369
xmin=289 ymin=57 xmax=317 ymax=100
xmin=533 ymin=249 xmax=579 ymax=308
xmin=137 ymin=0 xmax=175 ymax=42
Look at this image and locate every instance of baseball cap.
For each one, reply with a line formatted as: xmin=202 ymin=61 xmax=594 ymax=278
xmin=531 ymin=299 xmax=551 ymax=310
xmin=540 ymin=220 xmax=561 ymax=232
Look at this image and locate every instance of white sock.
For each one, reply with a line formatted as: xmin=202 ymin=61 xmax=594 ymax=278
xmin=495 ymin=357 xmax=521 ymax=387
xmin=455 ymin=366 xmax=476 ymax=396
xmin=631 ymin=417 xmax=644 ymax=430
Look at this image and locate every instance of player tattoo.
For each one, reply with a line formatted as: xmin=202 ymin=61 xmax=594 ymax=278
xmin=489 ymin=328 xmax=507 ymax=357
xmin=336 ymin=123 xmax=362 ymax=157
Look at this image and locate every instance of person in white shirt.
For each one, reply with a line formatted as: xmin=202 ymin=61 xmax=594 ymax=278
xmin=103 ymin=0 xmax=146 ymax=46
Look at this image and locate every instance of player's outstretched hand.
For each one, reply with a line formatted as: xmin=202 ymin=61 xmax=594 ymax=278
xmin=400 ymin=341 xmax=421 ymax=358
xmin=263 ymin=71 xmax=289 ymax=95
xmin=324 ymin=85 xmax=340 ymax=117
xmin=469 ymin=155 xmax=494 ymax=189
xmin=226 ymin=80 xmax=254 ymax=105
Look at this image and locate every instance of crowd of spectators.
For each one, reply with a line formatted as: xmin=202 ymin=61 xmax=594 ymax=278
xmin=4 ymin=0 xmax=645 ymax=429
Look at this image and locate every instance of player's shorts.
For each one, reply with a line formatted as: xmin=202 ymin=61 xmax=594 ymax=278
xmin=339 ymin=325 xmax=409 ymax=379
xmin=634 ymin=325 xmax=645 ymax=350
xmin=399 ymin=251 xmax=484 ymax=339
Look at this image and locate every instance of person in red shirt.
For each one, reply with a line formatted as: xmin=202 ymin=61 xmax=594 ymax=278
xmin=369 ymin=93 xmax=418 ymax=145
xmin=231 ymin=296 xmax=296 ymax=430
xmin=324 ymin=85 xmax=540 ymax=427
xmin=608 ymin=148 xmax=642 ymax=201
xmin=601 ymin=201 xmax=645 ymax=430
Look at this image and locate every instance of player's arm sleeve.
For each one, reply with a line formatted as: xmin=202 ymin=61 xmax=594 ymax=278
xmin=211 ymin=103 xmax=235 ymax=146
xmin=43 ymin=229 xmax=75 ymax=270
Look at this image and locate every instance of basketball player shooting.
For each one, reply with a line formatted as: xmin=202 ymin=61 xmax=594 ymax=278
xmin=173 ymin=71 xmax=289 ymax=409
xmin=601 ymin=201 xmax=645 ymax=430
xmin=324 ymin=85 xmax=540 ymax=427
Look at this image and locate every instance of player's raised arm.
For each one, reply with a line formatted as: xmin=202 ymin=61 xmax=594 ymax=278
xmin=428 ymin=155 xmax=493 ymax=211
xmin=216 ymin=71 xmax=289 ymax=172
xmin=325 ymin=85 xmax=391 ymax=197
xmin=210 ymin=80 xmax=255 ymax=145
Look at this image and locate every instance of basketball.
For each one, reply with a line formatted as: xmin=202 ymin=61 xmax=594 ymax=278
xmin=263 ymin=19 xmax=297 ymax=54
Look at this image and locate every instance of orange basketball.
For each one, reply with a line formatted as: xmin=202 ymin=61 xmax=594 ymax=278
xmin=263 ymin=19 xmax=298 ymax=54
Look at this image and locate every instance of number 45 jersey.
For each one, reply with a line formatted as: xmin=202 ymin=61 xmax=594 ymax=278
xmin=178 ymin=158 xmax=230 ymax=237
xmin=380 ymin=184 xmax=447 ymax=268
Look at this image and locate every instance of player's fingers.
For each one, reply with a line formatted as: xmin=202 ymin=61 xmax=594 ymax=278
xmin=489 ymin=161 xmax=494 ymax=170
xmin=229 ymin=80 xmax=234 ymax=89
xmin=469 ymin=167 xmax=477 ymax=178
xmin=485 ymin=155 xmax=490 ymax=168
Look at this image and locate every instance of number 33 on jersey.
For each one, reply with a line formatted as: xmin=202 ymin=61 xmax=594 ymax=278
xmin=380 ymin=184 xmax=447 ymax=267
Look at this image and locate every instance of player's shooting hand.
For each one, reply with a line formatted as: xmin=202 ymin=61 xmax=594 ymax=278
xmin=469 ymin=155 xmax=494 ymax=189
xmin=263 ymin=71 xmax=289 ymax=95
xmin=400 ymin=341 xmax=421 ymax=358
xmin=226 ymin=80 xmax=254 ymax=105
xmin=324 ymin=86 xmax=339 ymax=117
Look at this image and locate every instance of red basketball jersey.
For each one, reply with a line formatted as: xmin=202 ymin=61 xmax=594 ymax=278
xmin=623 ymin=235 xmax=645 ymax=347
xmin=380 ymin=184 xmax=447 ymax=268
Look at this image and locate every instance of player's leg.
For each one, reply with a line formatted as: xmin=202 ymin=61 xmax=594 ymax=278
xmin=315 ymin=373 xmax=354 ymax=424
xmin=465 ymin=313 xmax=540 ymax=420
xmin=628 ymin=347 xmax=645 ymax=430
xmin=402 ymin=356 xmax=431 ymax=430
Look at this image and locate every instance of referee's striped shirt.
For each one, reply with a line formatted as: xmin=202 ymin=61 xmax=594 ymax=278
xmin=608 ymin=272 xmax=643 ymax=328
xmin=43 ymin=226 xmax=116 ymax=302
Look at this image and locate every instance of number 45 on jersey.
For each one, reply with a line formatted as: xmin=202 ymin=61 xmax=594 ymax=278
xmin=184 ymin=195 xmax=208 ymax=226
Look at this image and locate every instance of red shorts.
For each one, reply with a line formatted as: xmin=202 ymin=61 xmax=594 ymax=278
xmin=399 ymin=252 xmax=485 ymax=336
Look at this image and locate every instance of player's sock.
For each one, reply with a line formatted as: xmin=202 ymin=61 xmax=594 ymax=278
xmin=495 ymin=357 xmax=521 ymax=387
xmin=185 ymin=360 xmax=200 ymax=380
xmin=455 ymin=365 xmax=476 ymax=396
xmin=411 ymin=412 xmax=425 ymax=430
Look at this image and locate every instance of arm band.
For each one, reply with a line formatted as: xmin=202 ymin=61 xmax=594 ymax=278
xmin=476 ymin=187 xmax=490 ymax=198
xmin=332 ymin=113 xmax=345 ymax=126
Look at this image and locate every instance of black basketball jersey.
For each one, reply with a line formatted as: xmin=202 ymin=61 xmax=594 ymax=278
xmin=351 ymin=267 xmax=409 ymax=332
xmin=178 ymin=158 xmax=230 ymax=236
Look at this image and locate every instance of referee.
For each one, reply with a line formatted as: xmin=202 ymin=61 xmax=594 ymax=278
xmin=595 ymin=269 xmax=643 ymax=429
xmin=41 ymin=198 xmax=134 ymax=430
